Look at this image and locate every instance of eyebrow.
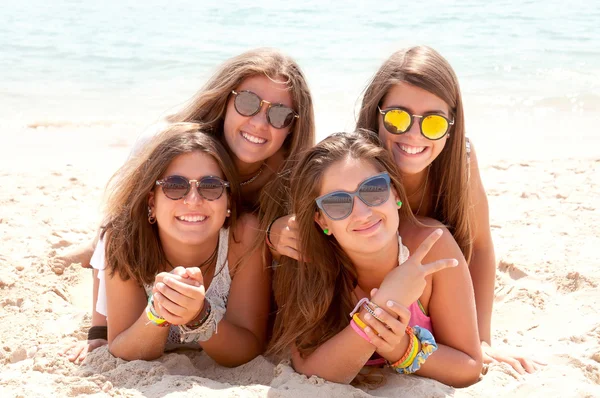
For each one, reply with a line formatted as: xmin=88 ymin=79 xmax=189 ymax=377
xmin=383 ymin=104 xmax=449 ymax=117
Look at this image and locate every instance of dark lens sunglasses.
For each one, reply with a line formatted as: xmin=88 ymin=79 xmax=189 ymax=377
xmin=231 ymin=90 xmax=299 ymax=129
xmin=378 ymin=106 xmax=454 ymax=140
xmin=315 ymin=172 xmax=391 ymax=221
xmin=155 ymin=175 xmax=229 ymax=201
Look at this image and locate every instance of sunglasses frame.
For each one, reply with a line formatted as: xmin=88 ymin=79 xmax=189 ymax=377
xmin=231 ymin=90 xmax=299 ymax=129
xmin=378 ymin=106 xmax=454 ymax=141
xmin=155 ymin=175 xmax=230 ymax=201
xmin=315 ymin=172 xmax=391 ymax=221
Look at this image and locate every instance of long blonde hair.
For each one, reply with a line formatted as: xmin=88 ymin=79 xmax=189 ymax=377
xmin=356 ymin=46 xmax=472 ymax=262
xmin=268 ymin=130 xmax=417 ymax=358
xmin=102 ymin=123 xmax=240 ymax=284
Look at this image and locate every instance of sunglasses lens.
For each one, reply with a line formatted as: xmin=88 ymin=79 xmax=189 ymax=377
xmin=421 ymin=115 xmax=449 ymax=139
xmin=234 ymin=91 xmax=261 ymax=116
xmin=359 ymin=176 xmax=390 ymax=206
xmin=268 ymin=104 xmax=295 ymax=129
xmin=383 ymin=109 xmax=411 ymax=134
xmin=199 ymin=177 xmax=226 ymax=201
xmin=161 ymin=176 xmax=189 ymax=200
xmin=320 ymin=192 xmax=353 ymax=220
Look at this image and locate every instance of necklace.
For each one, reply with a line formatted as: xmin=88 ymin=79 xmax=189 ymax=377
xmin=240 ymin=163 xmax=265 ymax=186
xmin=165 ymin=236 xmax=219 ymax=271
xmin=415 ymin=166 xmax=430 ymax=216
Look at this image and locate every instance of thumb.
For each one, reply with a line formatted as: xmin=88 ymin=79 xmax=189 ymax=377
xmin=370 ymin=288 xmax=378 ymax=298
xmin=185 ymin=267 xmax=204 ymax=285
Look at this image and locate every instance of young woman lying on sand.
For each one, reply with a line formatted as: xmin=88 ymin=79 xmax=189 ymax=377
xmin=103 ymin=123 xmax=270 ymax=364
xmin=266 ymin=46 xmax=544 ymax=374
xmin=63 ymin=48 xmax=315 ymax=362
xmin=268 ymin=130 xmax=482 ymax=387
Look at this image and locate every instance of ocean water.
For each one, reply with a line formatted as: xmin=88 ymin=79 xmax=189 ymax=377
xmin=2 ymin=0 xmax=599 ymax=159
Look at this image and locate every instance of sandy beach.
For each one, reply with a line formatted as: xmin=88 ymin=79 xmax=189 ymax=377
xmin=0 ymin=124 xmax=599 ymax=397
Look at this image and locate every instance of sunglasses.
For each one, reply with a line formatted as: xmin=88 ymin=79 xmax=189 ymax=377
xmin=155 ymin=175 xmax=229 ymax=201
xmin=378 ymin=106 xmax=454 ymax=140
xmin=315 ymin=173 xmax=391 ymax=221
xmin=231 ymin=90 xmax=299 ymax=129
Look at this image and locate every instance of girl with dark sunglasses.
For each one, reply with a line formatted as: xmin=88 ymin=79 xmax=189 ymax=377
xmin=268 ymin=130 xmax=482 ymax=387
xmin=101 ymin=123 xmax=270 ymax=364
xmin=63 ymin=48 xmax=315 ymax=363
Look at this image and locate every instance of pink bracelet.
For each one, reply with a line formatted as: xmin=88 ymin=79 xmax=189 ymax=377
xmin=350 ymin=319 xmax=371 ymax=343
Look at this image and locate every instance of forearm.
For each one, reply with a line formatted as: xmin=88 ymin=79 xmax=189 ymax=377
xmin=199 ymin=317 xmax=266 ymax=367
xmin=416 ymin=344 xmax=482 ymax=388
xmin=108 ymin=312 xmax=169 ymax=361
xmin=292 ymin=326 xmax=375 ymax=384
xmin=469 ymin=248 xmax=496 ymax=344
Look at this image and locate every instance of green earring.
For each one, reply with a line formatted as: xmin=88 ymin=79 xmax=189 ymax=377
xmin=396 ymin=200 xmax=403 ymax=208
xmin=323 ymin=228 xmax=329 ymax=235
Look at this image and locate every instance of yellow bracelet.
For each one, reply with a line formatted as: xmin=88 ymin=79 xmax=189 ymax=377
xmin=398 ymin=334 xmax=419 ymax=368
xmin=352 ymin=313 xmax=368 ymax=330
xmin=145 ymin=305 xmax=169 ymax=327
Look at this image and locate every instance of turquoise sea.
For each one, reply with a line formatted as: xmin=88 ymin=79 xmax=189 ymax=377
xmin=2 ymin=0 xmax=599 ymax=159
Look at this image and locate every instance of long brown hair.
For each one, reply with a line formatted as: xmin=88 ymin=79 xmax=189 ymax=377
xmin=167 ymin=47 xmax=315 ymax=173
xmin=102 ymin=123 xmax=240 ymax=285
xmin=356 ymin=46 xmax=472 ymax=263
xmin=268 ymin=130 xmax=417 ymax=358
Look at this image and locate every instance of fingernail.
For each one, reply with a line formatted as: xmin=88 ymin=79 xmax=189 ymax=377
xmin=387 ymin=301 xmax=394 ymax=307
xmin=435 ymin=229 xmax=443 ymax=235
xmin=452 ymin=259 xmax=459 ymax=266
xmin=374 ymin=308 xmax=383 ymax=316
xmin=364 ymin=314 xmax=372 ymax=320
xmin=364 ymin=327 xmax=371 ymax=333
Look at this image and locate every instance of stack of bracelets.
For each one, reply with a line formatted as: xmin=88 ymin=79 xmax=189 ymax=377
xmin=145 ymin=292 xmax=217 ymax=343
xmin=349 ymin=297 xmax=438 ymax=374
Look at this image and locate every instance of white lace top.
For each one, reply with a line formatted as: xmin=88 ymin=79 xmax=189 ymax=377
xmin=144 ymin=227 xmax=231 ymax=350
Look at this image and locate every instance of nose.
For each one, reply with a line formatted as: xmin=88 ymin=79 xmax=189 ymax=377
xmin=351 ymin=196 xmax=372 ymax=219
xmin=250 ymin=101 xmax=270 ymax=129
xmin=405 ymin=116 xmax=422 ymax=138
xmin=183 ymin=184 xmax=205 ymax=206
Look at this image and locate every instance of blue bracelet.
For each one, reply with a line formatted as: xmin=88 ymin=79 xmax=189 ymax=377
xmin=393 ymin=326 xmax=438 ymax=374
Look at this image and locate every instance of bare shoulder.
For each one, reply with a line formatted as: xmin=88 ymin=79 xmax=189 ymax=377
xmin=400 ymin=217 xmax=463 ymax=261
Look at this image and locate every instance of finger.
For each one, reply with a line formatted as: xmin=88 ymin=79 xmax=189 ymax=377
xmin=171 ymin=266 xmax=188 ymax=277
xmin=153 ymin=293 xmax=185 ymax=323
xmin=62 ymin=343 xmax=75 ymax=355
xmin=162 ymin=276 xmax=204 ymax=300
xmin=412 ymin=229 xmax=443 ymax=262
xmin=383 ymin=301 xmax=411 ymax=325
xmin=482 ymin=352 xmax=497 ymax=365
xmin=363 ymin=313 xmax=400 ymax=347
xmin=184 ymin=267 xmax=204 ymax=285
xmin=363 ymin=326 xmax=392 ymax=352
xmin=421 ymin=258 xmax=459 ymax=276
xmin=504 ymin=357 xmax=526 ymax=375
xmin=370 ymin=288 xmax=378 ymax=297
xmin=156 ymin=282 xmax=195 ymax=309
xmin=518 ymin=357 xmax=537 ymax=374
xmin=153 ymin=288 xmax=189 ymax=316
xmin=68 ymin=345 xmax=84 ymax=361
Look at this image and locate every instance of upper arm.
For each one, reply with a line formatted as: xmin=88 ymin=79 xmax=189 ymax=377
xmin=467 ymin=141 xmax=494 ymax=253
xmin=105 ymin=269 xmax=147 ymax=344
xmin=423 ymin=225 xmax=481 ymax=360
xmin=225 ymin=213 xmax=271 ymax=344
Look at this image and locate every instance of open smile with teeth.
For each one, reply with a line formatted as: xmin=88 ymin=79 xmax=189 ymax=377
xmin=176 ymin=215 xmax=207 ymax=223
xmin=241 ymin=131 xmax=267 ymax=144
xmin=399 ymin=144 xmax=427 ymax=155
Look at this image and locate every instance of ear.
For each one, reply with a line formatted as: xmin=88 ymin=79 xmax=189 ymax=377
xmin=314 ymin=211 xmax=331 ymax=235
xmin=148 ymin=191 xmax=156 ymax=211
xmin=391 ymin=187 xmax=402 ymax=209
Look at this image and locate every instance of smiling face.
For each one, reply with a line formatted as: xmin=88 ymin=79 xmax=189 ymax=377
xmin=314 ymin=157 xmax=401 ymax=255
xmin=223 ymin=74 xmax=295 ymax=166
xmin=378 ymin=82 xmax=452 ymax=176
xmin=148 ymin=151 xmax=229 ymax=248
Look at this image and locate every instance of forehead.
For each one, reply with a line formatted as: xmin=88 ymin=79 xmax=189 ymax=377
xmin=319 ymin=157 xmax=381 ymax=196
xmin=163 ymin=151 xmax=223 ymax=178
xmin=382 ymin=82 xmax=450 ymax=117
xmin=236 ymin=74 xmax=294 ymax=107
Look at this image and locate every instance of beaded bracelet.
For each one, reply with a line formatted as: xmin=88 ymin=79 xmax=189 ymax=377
xmin=392 ymin=326 xmax=438 ymax=374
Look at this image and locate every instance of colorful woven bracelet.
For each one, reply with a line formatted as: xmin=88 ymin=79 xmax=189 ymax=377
xmin=349 ymin=319 xmax=371 ymax=343
xmin=388 ymin=326 xmax=415 ymax=368
xmin=393 ymin=326 xmax=438 ymax=374
xmin=183 ymin=299 xmax=212 ymax=330
xmin=397 ymin=334 xmax=419 ymax=369
xmin=352 ymin=313 xmax=368 ymax=330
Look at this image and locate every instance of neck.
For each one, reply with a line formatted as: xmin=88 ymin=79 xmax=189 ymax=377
xmin=348 ymin=236 xmax=399 ymax=295
xmin=159 ymin=232 xmax=219 ymax=269
xmin=234 ymin=156 xmax=264 ymax=179
xmin=403 ymin=167 xmax=430 ymax=215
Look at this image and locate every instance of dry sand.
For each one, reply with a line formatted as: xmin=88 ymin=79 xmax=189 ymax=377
xmin=0 ymin=125 xmax=599 ymax=397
